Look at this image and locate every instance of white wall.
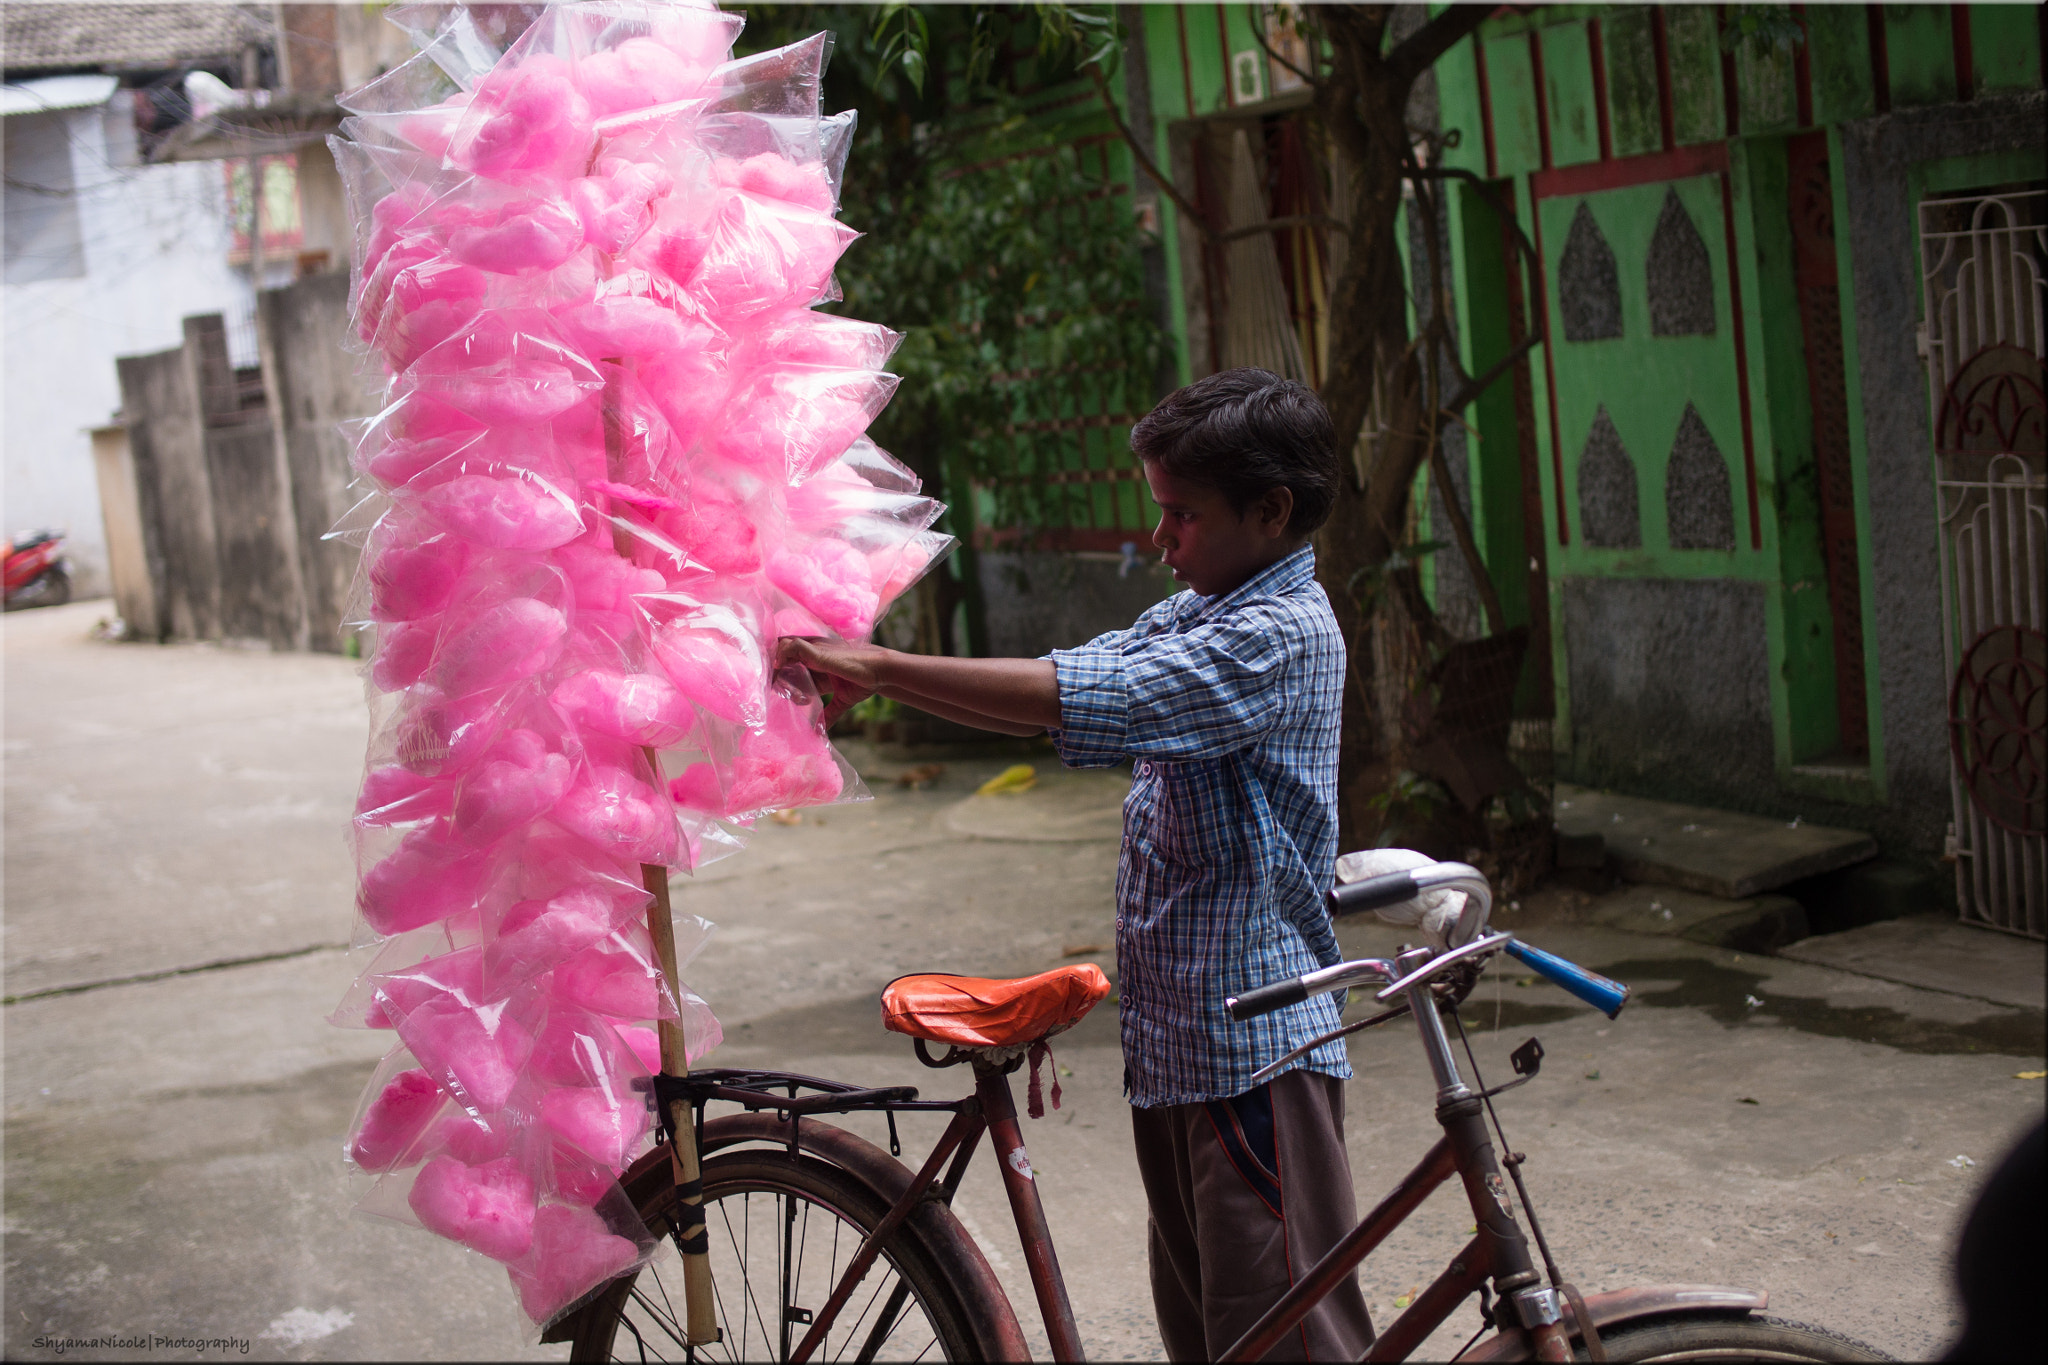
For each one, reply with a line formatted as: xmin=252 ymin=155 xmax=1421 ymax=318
xmin=2 ymin=92 xmax=258 ymax=599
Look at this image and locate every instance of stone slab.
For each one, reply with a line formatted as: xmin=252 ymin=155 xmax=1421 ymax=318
xmin=1555 ymin=782 xmax=1877 ymax=899
xmin=1584 ymin=883 xmax=1811 ymax=952
xmin=1776 ymin=914 xmax=2048 ymax=1013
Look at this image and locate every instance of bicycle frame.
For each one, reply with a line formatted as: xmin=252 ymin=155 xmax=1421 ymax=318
xmin=648 ymin=1060 xmax=1085 ymax=1363
xmin=1215 ymin=945 xmax=1574 ymax=1363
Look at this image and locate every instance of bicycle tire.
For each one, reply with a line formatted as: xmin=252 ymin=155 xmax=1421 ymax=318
xmin=567 ymin=1146 xmax=985 ymax=1362
xmin=1576 ymin=1311 xmax=1897 ymax=1362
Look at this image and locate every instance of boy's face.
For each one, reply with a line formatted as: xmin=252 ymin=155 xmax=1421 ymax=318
xmin=1142 ymin=461 xmax=1296 ymax=598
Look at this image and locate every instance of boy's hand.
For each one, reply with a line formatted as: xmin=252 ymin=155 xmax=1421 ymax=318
xmin=778 ymin=636 xmax=886 ymax=726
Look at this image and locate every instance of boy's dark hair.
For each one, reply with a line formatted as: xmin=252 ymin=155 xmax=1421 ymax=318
xmin=1129 ymin=368 xmax=1339 ymax=536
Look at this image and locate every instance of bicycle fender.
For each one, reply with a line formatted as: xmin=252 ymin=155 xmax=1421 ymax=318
xmin=1456 ymin=1285 xmax=1769 ymax=1361
xmin=702 ymin=1112 xmax=1033 ymax=1364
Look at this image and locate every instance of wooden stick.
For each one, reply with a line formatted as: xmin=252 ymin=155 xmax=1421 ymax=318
xmin=603 ymin=366 xmax=719 ymax=1347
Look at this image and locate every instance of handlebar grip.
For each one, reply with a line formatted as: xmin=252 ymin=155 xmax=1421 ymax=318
xmin=1503 ymin=939 xmax=1630 ymax=1019
xmin=1227 ymin=978 xmax=1309 ymax=1021
xmin=1326 ymin=871 xmax=1421 ymax=917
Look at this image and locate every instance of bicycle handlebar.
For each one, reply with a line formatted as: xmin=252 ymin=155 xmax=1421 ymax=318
xmin=1326 ymin=870 xmax=1423 ymax=915
xmin=1226 ymin=977 xmax=1311 ymax=1020
xmin=1503 ymin=938 xmax=1631 ymax=1018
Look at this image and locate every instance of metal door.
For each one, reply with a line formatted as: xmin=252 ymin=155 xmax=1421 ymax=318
xmin=1920 ymin=187 xmax=2046 ymax=938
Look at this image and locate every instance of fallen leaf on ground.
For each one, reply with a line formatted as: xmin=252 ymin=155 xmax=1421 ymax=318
xmin=977 ymin=764 xmax=1037 ymax=795
xmin=2016 ymin=1071 xmax=2045 ymax=1080
xmin=1393 ymin=1287 xmax=1419 ymax=1310
xmin=1738 ymin=1097 xmax=1760 ymax=1105
xmin=1062 ymin=943 xmax=1106 ymax=957
xmin=769 ymin=809 xmax=803 ymax=826
xmin=895 ymin=763 xmax=946 ymax=789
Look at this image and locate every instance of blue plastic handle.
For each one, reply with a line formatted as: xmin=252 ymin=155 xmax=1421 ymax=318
xmin=1503 ymin=939 xmax=1630 ymax=1019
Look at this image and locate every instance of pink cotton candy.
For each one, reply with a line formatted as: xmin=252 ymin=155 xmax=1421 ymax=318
xmin=568 ymin=162 xmax=672 ymax=254
xmin=715 ymin=368 xmax=896 ymax=482
xmin=636 ymin=344 xmax=732 ymax=444
xmin=768 ymin=540 xmax=880 ymax=639
xmin=540 ymin=1087 xmax=648 ymax=1170
xmin=456 ymin=57 xmax=594 ymax=182
xmin=577 ymin=36 xmax=705 ymax=117
xmin=432 ymin=1111 xmax=511 ymax=1165
xmin=714 ymin=152 xmax=834 ymax=211
xmin=509 ymin=1204 xmax=641 ymax=1322
xmin=449 ymin=198 xmax=586 ymax=274
xmin=369 ymin=947 xmax=486 ymax=1028
xmin=393 ymin=686 xmax=503 ymax=777
xmin=556 ymin=295 xmax=703 ymax=365
xmin=620 ymin=1025 xmax=662 ymax=1074
xmin=409 ymin=1155 xmax=537 ymax=1263
xmin=551 ymin=945 xmax=666 ymax=1021
xmin=647 ymin=617 xmax=766 ymax=726
xmin=553 ymin=765 xmax=674 ymax=864
xmin=400 ymin=997 xmax=534 ymax=1112
xmin=550 ymin=670 xmax=694 ymax=748
xmin=485 ymin=886 xmax=621 ymax=983
xmin=436 ymin=598 xmax=568 ymax=698
xmin=661 ymin=495 xmax=760 ymax=577
xmin=374 ymin=618 xmax=442 ymax=695
xmin=361 ymin=826 xmax=495 ymax=936
xmin=453 ymin=745 xmax=574 ymax=843
xmin=356 ymin=763 xmax=453 ymax=826
xmin=369 ymin=536 xmax=468 ymax=622
xmin=350 ymin=1068 xmax=445 ymax=1172
xmin=688 ymin=194 xmax=856 ymax=319
xmin=419 ymin=473 xmax=585 ymax=551
xmin=671 ymin=693 xmax=843 ymax=817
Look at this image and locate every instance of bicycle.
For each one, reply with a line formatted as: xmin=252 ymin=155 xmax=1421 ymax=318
xmin=546 ymin=859 xmax=1896 ymax=1362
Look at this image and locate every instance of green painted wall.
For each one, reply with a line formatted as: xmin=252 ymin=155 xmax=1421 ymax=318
xmin=1883 ymin=5 xmax=1957 ymax=109
xmin=1970 ymin=4 xmax=2045 ymax=96
xmin=1805 ymin=5 xmax=1877 ymax=125
xmin=1666 ymin=6 xmax=1726 ymax=145
xmin=1602 ymin=8 xmax=1663 ymax=158
xmin=1541 ymin=21 xmax=1601 ymax=167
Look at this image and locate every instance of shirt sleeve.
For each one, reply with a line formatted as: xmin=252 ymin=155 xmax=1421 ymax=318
xmin=1048 ymin=606 xmax=1296 ymax=766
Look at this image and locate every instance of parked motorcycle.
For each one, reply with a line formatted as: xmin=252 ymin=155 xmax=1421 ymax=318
xmin=4 ymin=529 xmax=72 ymax=611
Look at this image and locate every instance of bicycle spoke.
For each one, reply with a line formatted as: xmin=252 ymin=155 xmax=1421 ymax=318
xmin=853 ymin=1280 xmax=917 ymax=1364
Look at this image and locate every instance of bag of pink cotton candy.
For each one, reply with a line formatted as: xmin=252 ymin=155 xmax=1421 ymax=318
xmin=329 ymin=0 xmax=939 ymax=1330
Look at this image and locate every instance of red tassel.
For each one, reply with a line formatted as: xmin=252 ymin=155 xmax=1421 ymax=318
xmin=1026 ymin=1041 xmax=1061 ymax=1119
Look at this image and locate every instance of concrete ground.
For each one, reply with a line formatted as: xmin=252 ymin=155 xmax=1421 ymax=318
xmin=5 ymin=599 xmax=2043 ymax=1361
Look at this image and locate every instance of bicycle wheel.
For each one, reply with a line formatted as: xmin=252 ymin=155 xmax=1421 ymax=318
xmin=1582 ymin=1312 xmax=1896 ymax=1362
xmin=567 ymin=1146 xmax=984 ymax=1362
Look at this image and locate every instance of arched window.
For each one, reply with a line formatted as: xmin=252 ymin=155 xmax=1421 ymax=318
xmin=1578 ymin=406 xmax=1641 ymax=547
xmin=1559 ymin=202 xmax=1624 ymax=341
xmin=1647 ymin=189 xmax=1716 ymax=337
xmin=1665 ymin=403 xmax=1735 ymax=549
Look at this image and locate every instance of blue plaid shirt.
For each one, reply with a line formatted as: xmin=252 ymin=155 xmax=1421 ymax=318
xmin=1046 ymin=546 xmax=1350 ymax=1107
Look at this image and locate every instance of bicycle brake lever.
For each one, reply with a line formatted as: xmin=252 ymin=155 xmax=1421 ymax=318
xmin=1374 ymin=931 xmax=1513 ymax=1002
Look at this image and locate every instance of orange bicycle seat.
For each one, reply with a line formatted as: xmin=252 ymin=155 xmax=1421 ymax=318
xmin=881 ymin=964 xmax=1111 ymax=1049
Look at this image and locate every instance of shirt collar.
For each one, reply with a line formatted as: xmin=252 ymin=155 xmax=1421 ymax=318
xmin=1186 ymin=544 xmax=1318 ymax=620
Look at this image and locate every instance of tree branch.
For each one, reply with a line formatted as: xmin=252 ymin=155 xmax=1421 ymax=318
xmin=1084 ymin=61 xmax=1216 ymax=242
xmin=1442 ymin=332 xmax=1541 ymax=414
xmin=1245 ymin=4 xmax=1320 ymax=87
xmin=1408 ymin=164 xmax=1539 ymax=274
xmin=1385 ymin=3 xmax=1494 ymax=88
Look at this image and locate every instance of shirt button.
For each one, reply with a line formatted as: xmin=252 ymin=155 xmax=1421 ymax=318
xmin=1135 ymin=762 xmax=1150 ymax=778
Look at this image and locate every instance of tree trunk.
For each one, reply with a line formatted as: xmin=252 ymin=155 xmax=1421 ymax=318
xmin=1312 ymin=6 xmax=1443 ymax=848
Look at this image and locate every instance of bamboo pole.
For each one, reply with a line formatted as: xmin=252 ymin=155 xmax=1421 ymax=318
xmin=602 ymin=368 xmax=719 ymax=1347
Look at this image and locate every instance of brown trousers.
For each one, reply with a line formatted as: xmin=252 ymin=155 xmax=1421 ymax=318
xmin=1130 ymin=1069 xmax=1375 ymax=1362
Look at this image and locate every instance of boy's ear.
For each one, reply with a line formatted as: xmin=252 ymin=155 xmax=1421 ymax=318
xmin=1258 ymin=486 xmax=1295 ymax=538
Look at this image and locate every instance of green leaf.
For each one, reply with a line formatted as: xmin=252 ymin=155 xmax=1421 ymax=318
xmin=900 ymin=46 xmax=925 ymax=94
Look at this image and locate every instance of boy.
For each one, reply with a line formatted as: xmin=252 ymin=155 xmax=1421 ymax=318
xmin=778 ymin=368 xmax=1373 ymax=1361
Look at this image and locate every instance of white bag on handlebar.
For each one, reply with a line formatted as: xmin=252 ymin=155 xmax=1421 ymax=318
xmin=1333 ymin=848 xmax=1468 ymax=950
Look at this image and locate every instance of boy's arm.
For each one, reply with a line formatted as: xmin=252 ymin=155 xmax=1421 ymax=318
xmin=778 ymin=638 xmax=1062 ymax=735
